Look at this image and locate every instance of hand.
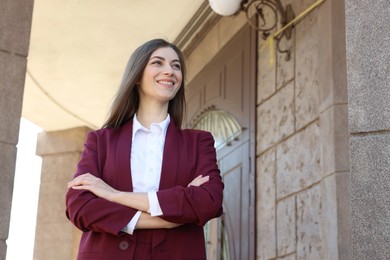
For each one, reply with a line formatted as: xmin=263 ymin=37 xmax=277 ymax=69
xmin=187 ymin=175 xmax=209 ymax=187
xmin=67 ymin=173 xmax=118 ymax=201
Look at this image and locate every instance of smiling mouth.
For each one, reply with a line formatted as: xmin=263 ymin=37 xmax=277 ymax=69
xmin=157 ymin=80 xmax=175 ymax=86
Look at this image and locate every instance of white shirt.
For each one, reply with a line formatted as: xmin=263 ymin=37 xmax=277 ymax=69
xmin=122 ymin=114 xmax=170 ymax=235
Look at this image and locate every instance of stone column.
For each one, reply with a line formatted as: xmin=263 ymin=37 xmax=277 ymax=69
xmin=317 ymin=0 xmax=351 ymax=259
xmin=345 ymin=0 xmax=390 ymax=259
xmin=0 ymin=0 xmax=34 ymax=259
xmin=34 ymin=127 xmax=90 ymax=260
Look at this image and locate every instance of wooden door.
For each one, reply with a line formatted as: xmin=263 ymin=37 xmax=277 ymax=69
xmin=218 ymin=140 xmax=252 ymax=259
xmin=186 ymin=25 xmax=256 ymax=259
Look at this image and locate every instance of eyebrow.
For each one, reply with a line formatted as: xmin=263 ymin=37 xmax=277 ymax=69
xmin=150 ymin=55 xmax=180 ymax=63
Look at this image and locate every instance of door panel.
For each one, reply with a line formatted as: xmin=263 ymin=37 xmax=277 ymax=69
xmin=219 ymin=141 xmax=250 ymax=260
xmin=186 ymin=25 xmax=256 ymax=259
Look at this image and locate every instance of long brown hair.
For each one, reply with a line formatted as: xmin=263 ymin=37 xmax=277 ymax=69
xmin=102 ymin=39 xmax=186 ymax=128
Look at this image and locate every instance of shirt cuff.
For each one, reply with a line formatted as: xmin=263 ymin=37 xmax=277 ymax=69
xmin=122 ymin=211 xmax=142 ymax=235
xmin=148 ymin=191 xmax=163 ymax=216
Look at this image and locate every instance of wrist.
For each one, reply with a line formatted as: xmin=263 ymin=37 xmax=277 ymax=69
xmin=109 ymin=189 xmax=123 ymax=203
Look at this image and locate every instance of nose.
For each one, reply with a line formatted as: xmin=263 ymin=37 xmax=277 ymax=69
xmin=163 ymin=65 xmax=174 ymax=75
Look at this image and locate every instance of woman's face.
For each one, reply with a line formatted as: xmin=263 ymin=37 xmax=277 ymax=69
xmin=138 ymin=47 xmax=183 ymax=105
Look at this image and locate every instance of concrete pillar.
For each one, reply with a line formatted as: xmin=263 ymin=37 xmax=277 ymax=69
xmin=0 ymin=0 xmax=34 ymax=259
xmin=345 ymin=0 xmax=390 ymax=259
xmin=34 ymin=127 xmax=90 ymax=260
xmin=317 ymin=0 xmax=351 ymax=259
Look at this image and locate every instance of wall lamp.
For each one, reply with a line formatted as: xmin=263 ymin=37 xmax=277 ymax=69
xmin=208 ymin=0 xmax=295 ymax=60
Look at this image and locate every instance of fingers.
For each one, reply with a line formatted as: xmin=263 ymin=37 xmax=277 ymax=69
xmin=67 ymin=173 xmax=95 ymax=189
xmin=192 ymin=175 xmax=203 ymax=181
xmin=197 ymin=175 xmax=209 ymax=186
xmin=187 ymin=175 xmax=210 ymax=187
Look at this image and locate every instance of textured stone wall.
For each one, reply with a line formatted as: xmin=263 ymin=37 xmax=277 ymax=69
xmin=256 ymin=0 xmax=350 ymax=259
xmin=345 ymin=0 xmax=390 ymax=258
xmin=0 ymin=0 xmax=34 ymax=259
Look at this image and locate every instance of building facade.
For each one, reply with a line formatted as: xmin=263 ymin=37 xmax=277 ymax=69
xmin=1 ymin=0 xmax=389 ymax=259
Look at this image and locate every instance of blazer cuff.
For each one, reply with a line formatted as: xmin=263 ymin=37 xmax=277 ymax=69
xmin=122 ymin=211 xmax=142 ymax=235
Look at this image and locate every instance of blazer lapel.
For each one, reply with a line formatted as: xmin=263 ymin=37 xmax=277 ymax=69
xmin=159 ymin=121 xmax=180 ymax=190
xmin=115 ymin=120 xmax=134 ymax=192
xmin=153 ymin=121 xmax=179 ymax=249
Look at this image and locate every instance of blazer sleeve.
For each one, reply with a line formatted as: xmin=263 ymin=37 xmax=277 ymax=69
xmin=157 ymin=131 xmax=224 ymax=226
xmin=65 ymin=131 xmax=138 ymax=235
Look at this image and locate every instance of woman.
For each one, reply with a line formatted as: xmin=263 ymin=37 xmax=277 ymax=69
xmin=66 ymin=39 xmax=224 ymax=260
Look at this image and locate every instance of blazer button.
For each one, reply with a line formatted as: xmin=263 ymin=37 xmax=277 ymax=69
xmin=119 ymin=241 xmax=129 ymax=251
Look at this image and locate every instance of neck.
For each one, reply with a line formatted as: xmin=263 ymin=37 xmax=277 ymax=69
xmin=136 ymin=101 xmax=169 ymax=128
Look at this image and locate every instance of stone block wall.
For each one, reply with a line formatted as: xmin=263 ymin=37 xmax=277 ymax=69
xmin=256 ymin=0 xmax=350 ymax=259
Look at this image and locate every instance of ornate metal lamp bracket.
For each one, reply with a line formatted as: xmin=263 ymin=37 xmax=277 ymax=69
xmin=241 ymin=0 xmax=295 ymax=61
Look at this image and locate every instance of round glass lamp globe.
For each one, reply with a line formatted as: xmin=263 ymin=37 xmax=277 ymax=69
xmin=209 ymin=0 xmax=242 ymax=16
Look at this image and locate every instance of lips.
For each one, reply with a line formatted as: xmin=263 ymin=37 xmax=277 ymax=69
xmin=157 ymin=80 xmax=175 ymax=86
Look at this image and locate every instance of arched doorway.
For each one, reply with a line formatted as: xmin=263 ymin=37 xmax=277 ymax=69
xmin=186 ymin=25 xmax=256 ymax=260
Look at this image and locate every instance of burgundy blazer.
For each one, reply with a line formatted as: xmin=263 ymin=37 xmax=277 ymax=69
xmin=65 ymin=119 xmax=224 ymax=260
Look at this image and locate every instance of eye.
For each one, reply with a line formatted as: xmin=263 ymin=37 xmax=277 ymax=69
xmin=172 ymin=63 xmax=181 ymax=70
xmin=151 ymin=60 xmax=162 ymax=65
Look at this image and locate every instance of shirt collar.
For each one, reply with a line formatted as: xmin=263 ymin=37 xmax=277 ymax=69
xmin=132 ymin=113 xmax=170 ymax=136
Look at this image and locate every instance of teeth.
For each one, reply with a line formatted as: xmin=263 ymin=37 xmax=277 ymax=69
xmin=158 ymin=80 xmax=174 ymax=85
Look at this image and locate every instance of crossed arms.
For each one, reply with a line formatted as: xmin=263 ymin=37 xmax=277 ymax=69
xmin=67 ymin=173 xmax=209 ymax=229
xmin=65 ymin=130 xmax=223 ymax=235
